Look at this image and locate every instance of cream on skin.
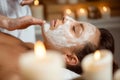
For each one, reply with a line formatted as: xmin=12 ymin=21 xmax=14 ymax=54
xmin=42 ymin=16 xmax=99 ymax=48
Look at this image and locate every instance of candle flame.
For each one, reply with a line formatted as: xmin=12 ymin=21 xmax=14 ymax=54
xmin=79 ymin=8 xmax=85 ymax=13
xmin=102 ymin=6 xmax=108 ymax=12
xmin=34 ymin=41 xmax=46 ymax=59
xmin=94 ymin=50 xmax=101 ymax=61
xmin=65 ymin=9 xmax=72 ymax=15
xmin=34 ymin=0 xmax=39 ymax=6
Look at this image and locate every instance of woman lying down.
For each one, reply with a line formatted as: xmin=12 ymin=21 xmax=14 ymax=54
xmin=0 ymin=16 xmax=118 ymax=80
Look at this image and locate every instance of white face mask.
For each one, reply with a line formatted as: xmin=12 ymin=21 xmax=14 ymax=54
xmin=43 ymin=16 xmax=98 ymax=48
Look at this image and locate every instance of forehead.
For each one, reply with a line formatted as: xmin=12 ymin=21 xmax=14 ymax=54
xmin=63 ymin=16 xmax=97 ymax=28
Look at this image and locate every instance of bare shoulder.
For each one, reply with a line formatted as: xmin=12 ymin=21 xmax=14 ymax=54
xmin=0 ymin=32 xmax=34 ymax=80
xmin=0 ymin=32 xmax=34 ymax=51
xmin=0 ymin=32 xmax=23 ymax=44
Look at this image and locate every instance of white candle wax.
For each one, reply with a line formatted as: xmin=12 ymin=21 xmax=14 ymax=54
xmin=31 ymin=4 xmax=44 ymax=19
xmin=64 ymin=9 xmax=75 ymax=19
xmin=81 ymin=50 xmax=113 ymax=80
xmin=68 ymin=0 xmax=78 ymax=4
xmin=114 ymin=69 xmax=120 ymax=80
xmin=100 ymin=6 xmax=111 ymax=19
xmin=19 ymin=41 xmax=65 ymax=80
xmin=77 ymin=8 xmax=88 ymax=21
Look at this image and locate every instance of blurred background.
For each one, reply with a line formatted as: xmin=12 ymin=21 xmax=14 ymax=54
xmin=30 ymin=0 xmax=120 ymax=67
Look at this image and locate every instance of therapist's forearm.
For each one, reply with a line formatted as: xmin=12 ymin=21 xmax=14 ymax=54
xmin=0 ymin=15 xmax=44 ymax=31
xmin=0 ymin=15 xmax=34 ymax=31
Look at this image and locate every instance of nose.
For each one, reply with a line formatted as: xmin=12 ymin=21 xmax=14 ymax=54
xmin=50 ymin=19 xmax=62 ymax=30
xmin=80 ymin=23 xmax=84 ymax=28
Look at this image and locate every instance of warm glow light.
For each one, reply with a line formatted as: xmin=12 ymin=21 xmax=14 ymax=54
xmin=94 ymin=50 xmax=101 ymax=61
xmin=79 ymin=8 xmax=85 ymax=13
xmin=34 ymin=41 xmax=46 ymax=59
xmin=65 ymin=9 xmax=72 ymax=15
xmin=34 ymin=0 xmax=39 ymax=6
xmin=102 ymin=6 xmax=108 ymax=12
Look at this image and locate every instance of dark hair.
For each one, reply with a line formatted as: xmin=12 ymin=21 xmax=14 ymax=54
xmin=98 ymin=28 xmax=118 ymax=73
xmin=98 ymin=28 xmax=114 ymax=53
xmin=67 ymin=28 xmax=118 ymax=74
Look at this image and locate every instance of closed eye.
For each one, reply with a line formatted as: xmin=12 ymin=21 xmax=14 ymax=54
xmin=71 ymin=23 xmax=84 ymax=37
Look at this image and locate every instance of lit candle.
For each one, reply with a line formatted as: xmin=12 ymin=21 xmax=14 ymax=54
xmin=81 ymin=49 xmax=113 ymax=80
xmin=77 ymin=8 xmax=88 ymax=20
xmin=100 ymin=6 xmax=111 ymax=19
xmin=19 ymin=41 xmax=65 ymax=80
xmin=31 ymin=0 xmax=44 ymax=19
xmin=68 ymin=0 xmax=78 ymax=4
xmin=64 ymin=9 xmax=75 ymax=19
xmin=114 ymin=69 xmax=120 ymax=80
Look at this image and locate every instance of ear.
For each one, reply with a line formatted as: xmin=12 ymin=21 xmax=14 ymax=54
xmin=64 ymin=51 xmax=79 ymax=66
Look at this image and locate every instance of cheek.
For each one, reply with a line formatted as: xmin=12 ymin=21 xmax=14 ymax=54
xmin=44 ymin=23 xmax=79 ymax=47
xmin=45 ymin=29 xmax=76 ymax=47
xmin=77 ymin=27 xmax=96 ymax=44
xmin=84 ymin=27 xmax=96 ymax=40
xmin=45 ymin=28 xmax=68 ymax=47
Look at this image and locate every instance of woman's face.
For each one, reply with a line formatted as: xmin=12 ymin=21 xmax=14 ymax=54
xmin=42 ymin=16 xmax=100 ymax=49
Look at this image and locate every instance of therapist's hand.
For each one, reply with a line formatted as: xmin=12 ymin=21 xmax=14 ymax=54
xmin=20 ymin=0 xmax=34 ymax=6
xmin=6 ymin=16 xmax=44 ymax=31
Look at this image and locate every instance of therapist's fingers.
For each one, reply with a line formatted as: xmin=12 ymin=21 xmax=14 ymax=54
xmin=18 ymin=16 xmax=45 ymax=29
xmin=30 ymin=17 xmax=45 ymax=25
xmin=20 ymin=0 xmax=34 ymax=6
xmin=7 ymin=16 xmax=45 ymax=30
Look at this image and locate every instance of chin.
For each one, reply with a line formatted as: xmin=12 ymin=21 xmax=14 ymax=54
xmin=43 ymin=38 xmax=54 ymax=49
